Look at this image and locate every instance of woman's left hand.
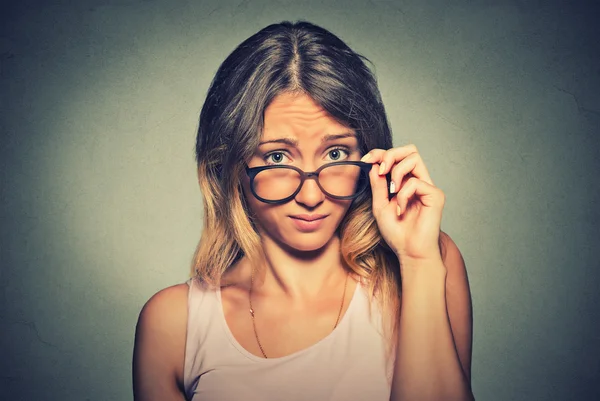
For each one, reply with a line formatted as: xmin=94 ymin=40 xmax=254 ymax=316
xmin=361 ymin=144 xmax=445 ymax=265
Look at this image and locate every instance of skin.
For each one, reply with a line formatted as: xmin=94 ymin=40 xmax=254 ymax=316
xmin=362 ymin=144 xmax=474 ymax=400
xmin=132 ymin=92 xmax=474 ymax=400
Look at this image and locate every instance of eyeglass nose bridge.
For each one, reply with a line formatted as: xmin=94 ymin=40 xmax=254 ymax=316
xmin=296 ymin=170 xmax=325 ymax=195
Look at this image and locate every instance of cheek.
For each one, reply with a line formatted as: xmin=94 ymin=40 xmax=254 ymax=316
xmin=331 ymin=199 xmax=354 ymax=218
xmin=241 ymin=182 xmax=278 ymax=227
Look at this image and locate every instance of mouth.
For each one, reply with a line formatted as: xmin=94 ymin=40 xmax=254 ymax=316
xmin=289 ymin=214 xmax=328 ymax=221
xmin=289 ymin=215 xmax=328 ymax=232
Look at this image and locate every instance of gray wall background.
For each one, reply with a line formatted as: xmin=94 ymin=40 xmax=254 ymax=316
xmin=1 ymin=0 xmax=599 ymax=400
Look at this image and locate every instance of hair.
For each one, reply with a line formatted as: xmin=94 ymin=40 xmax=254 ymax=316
xmin=192 ymin=21 xmax=436 ymax=353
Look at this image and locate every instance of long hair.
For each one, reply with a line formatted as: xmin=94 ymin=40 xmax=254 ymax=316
xmin=193 ymin=20 xmax=407 ymax=350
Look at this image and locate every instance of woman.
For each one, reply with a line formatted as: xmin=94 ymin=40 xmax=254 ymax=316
xmin=133 ymin=21 xmax=474 ymax=401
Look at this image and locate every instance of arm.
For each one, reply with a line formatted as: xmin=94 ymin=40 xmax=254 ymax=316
xmin=390 ymin=232 xmax=474 ymax=401
xmin=359 ymin=146 xmax=474 ymax=399
xmin=133 ymin=284 xmax=189 ymax=401
xmin=443 ymin=232 xmax=473 ymax=382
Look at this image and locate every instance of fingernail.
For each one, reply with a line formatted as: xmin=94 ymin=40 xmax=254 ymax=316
xmin=378 ymin=162 xmax=386 ymax=175
xmin=361 ymin=153 xmax=371 ymax=162
xmin=389 ymin=181 xmax=395 ymax=193
xmin=397 ymin=204 xmax=402 ymax=216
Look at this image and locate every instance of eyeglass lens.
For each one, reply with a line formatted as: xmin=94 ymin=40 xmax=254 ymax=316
xmin=252 ymin=164 xmax=367 ymax=201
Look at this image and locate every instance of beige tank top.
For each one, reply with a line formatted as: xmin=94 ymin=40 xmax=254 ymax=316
xmin=183 ymin=277 xmax=393 ymax=401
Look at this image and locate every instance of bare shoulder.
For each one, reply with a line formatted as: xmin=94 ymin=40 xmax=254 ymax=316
xmin=138 ymin=283 xmax=189 ymax=325
xmin=136 ymin=284 xmax=189 ymax=346
xmin=439 ymin=231 xmax=466 ymax=273
xmin=133 ymin=283 xmax=189 ymax=401
xmin=439 ymin=230 xmax=473 ymax=382
xmin=439 ymin=231 xmax=471 ymax=292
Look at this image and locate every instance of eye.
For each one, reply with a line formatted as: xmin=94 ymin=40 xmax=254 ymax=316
xmin=326 ymin=147 xmax=350 ymax=161
xmin=264 ymin=151 xmax=290 ymax=165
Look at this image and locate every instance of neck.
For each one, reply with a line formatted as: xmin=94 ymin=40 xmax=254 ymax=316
xmin=252 ymin=234 xmax=347 ymax=300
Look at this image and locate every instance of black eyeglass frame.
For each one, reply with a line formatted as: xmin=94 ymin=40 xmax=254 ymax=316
xmin=245 ymin=161 xmax=372 ymax=205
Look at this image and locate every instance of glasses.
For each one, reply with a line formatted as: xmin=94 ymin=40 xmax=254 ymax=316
xmin=245 ymin=161 xmax=372 ymax=204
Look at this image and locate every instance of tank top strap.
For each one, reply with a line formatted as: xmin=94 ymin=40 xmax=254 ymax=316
xmin=183 ymin=277 xmax=225 ymax=399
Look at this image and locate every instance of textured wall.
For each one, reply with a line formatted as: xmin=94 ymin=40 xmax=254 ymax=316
xmin=1 ymin=1 xmax=599 ymax=400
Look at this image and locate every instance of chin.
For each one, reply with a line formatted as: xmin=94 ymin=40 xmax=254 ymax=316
xmin=279 ymin=230 xmax=340 ymax=254
xmin=287 ymin=238 xmax=330 ymax=252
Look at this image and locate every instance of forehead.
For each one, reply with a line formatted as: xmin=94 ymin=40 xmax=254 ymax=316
xmin=262 ymin=92 xmax=353 ymax=142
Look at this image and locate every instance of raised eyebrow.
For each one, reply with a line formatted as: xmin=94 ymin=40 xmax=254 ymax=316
xmin=258 ymin=137 xmax=298 ymax=147
xmin=321 ymin=132 xmax=357 ymax=143
xmin=257 ymin=133 xmax=356 ymax=147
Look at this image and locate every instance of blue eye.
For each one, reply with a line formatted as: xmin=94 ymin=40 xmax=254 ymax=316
xmin=265 ymin=152 xmax=288 ymax=165
xmin=327 ymin=147 xmax=349 ymax=161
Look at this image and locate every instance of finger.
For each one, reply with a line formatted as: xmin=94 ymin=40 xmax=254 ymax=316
xmin=389 ymin=153 xmax=431 ymax=194
xmin=396 ymin=177 xmax=445 ymax=215
xmin=368 ymin=162 xmax=391 ymax=216
xmin=365 ymin=144 xmax=417 ymax=174
xmin=362 ymin=148 xmax=394 ymax=196
xmin=362 ymin=148 xmax=397 ymax=177
xmin=362 ymin=145 xmax=433 ymax=186
xmin=382 ymin=146 xmax=433 ymax=186
xmin=360 ymin=148 xmax=386 ymax=163
xmin=361 ymin=146 xmax=414 ymax=165
xmin=381 ymin=144 xmax=417 ymax=172
xmin=362 ymin=148 xmax=410 ymax=196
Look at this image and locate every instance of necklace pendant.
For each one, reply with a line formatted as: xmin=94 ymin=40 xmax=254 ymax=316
xmin=249 ymin=308 xmax=254 ymax=316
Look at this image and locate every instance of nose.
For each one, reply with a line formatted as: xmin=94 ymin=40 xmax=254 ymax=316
xmin=294 ymin=173 xmax=325 ymax=207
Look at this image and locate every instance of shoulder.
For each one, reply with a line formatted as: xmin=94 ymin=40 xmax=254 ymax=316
xmin=137 ymin=283 xmax=189 ymax=331
xmin=438 ymin=231 xmax=471 ymax=308
xmin=439 ymin=231 xmax=473 ymax=381
xmin=439 ymin=231 xmax=464 ymax=267
xmin=133 ymin=283 xmax=189 ymax=400
xmin=439 ymin=231 xmax=469 ymax=285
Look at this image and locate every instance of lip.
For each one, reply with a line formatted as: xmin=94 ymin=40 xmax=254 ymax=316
xmin=289 ymin=215 xmax=328 ymax=232
xmin=289 ymin=214 xmax=328 ymax=221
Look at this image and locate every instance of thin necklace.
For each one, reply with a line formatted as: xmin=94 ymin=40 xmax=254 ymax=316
xmin=248 ymin=269 xmax=349 ymax=359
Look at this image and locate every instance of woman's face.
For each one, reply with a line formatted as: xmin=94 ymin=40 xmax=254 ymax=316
xmin=242 ymin=92 xmax=363 ymax=252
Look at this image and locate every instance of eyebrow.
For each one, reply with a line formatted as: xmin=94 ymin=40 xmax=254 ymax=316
xmin=258 ymin=132 xmax=357 ymax=147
